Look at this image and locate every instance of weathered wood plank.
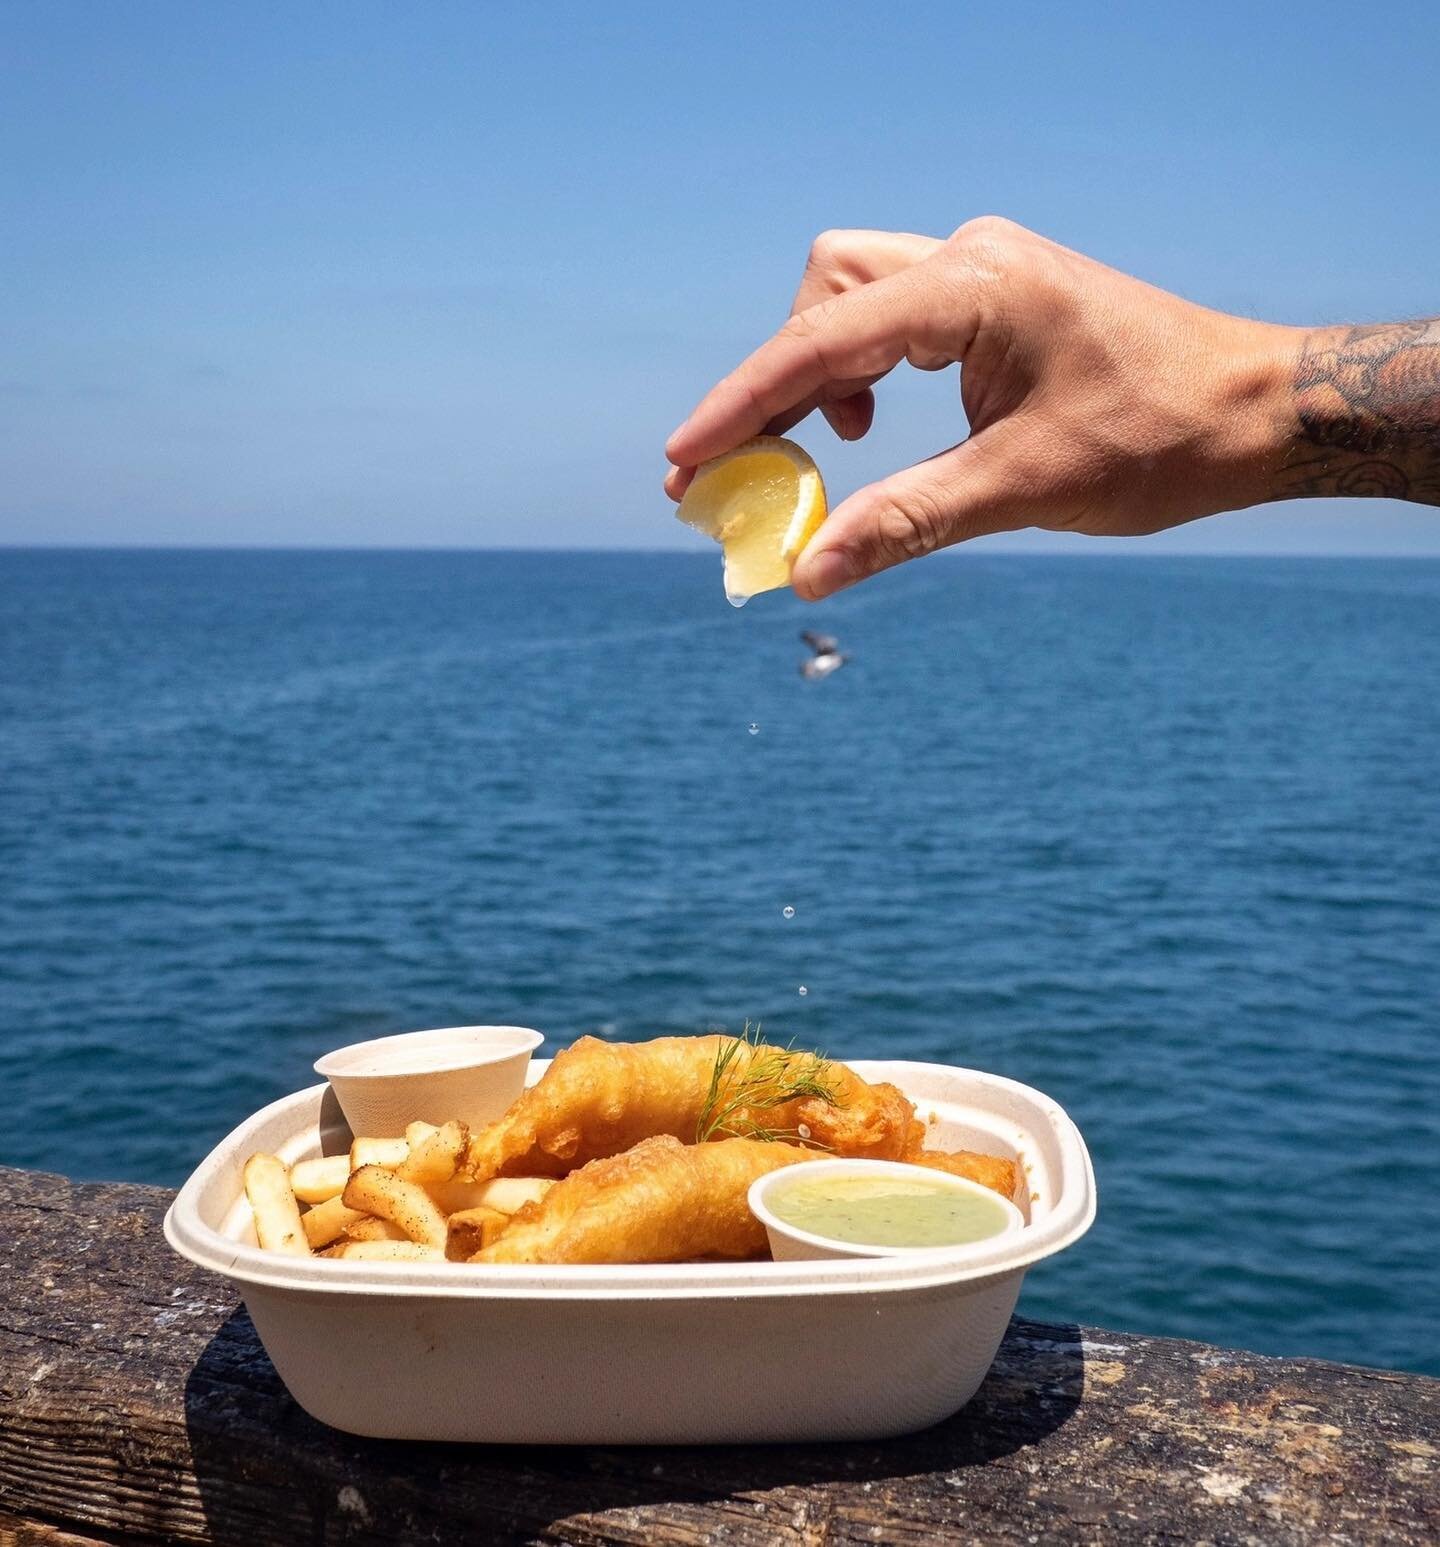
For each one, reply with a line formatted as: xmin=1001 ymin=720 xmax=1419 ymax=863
xmin=0 ymin=1511 xmax=120 ymax=1547
xmin=0 ymin=1511 xmax=117 ymax=1547
xmin=0 ymin=1164 xmax=1435 ymax=1546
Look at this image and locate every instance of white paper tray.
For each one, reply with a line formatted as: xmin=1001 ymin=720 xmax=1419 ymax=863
xmin=165 ymin=1058 xmax=1095 ymax=1443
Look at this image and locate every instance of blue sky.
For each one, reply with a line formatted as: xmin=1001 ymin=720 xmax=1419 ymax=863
xmin=3 ymin=1 xmax=1439 ymax=553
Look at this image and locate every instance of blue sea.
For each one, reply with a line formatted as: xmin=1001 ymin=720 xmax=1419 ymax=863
xmin=2 ymin=548 xmax=1437 ymax=1376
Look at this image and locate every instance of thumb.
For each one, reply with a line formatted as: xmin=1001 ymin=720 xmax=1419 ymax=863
xmin=791 ymin=426 xmax=1037 ymax=601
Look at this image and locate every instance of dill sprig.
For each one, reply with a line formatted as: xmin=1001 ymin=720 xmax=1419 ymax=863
xmin=695 ymin=1022 xmax=842 ymax=1144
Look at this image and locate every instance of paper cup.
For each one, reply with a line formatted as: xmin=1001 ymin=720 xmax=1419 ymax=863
xmin=313 ymin=1025 xmax=543 ymax=1138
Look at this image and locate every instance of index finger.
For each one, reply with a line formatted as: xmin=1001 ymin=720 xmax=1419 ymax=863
xmin=666 ymin=270 xmax=934 ymax=469
xmin=786 ymin=231 xmax=942 ymax=444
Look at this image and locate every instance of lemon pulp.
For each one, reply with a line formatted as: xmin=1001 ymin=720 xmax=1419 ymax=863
xmin=675 ymin=436 xmax=827 ymax=605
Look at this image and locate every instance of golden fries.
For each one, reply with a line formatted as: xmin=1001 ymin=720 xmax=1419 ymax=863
xmin=343 ymin=1164 xmax=449 ymax=1248
xmin=423 ymin=1177 xmax=500 ymax=1214
xmin=446 ymin=1205 xmax=509 ymax=1260
xmin=288 ymin=1154 xmax=351 ymax=1204
xmin=253 ymin=1114 xmax=556 ymax=1266
xmin=300 ymin=1193 xmax=370 ymax=1250
xmin=244 ymin=1154 xmax=309 ymax=1255
xmin=321 ymin=1241 xmax=444 ymax=1262
xmin=350 ymin=1136 xmax=409 ymax=1170
xmin=424 ymin=1175 xmax=555 ymax=1216
xmin=396 ymin=1119 xmax=468 ymax=1185
xmin=341 ymin=1215 xmax=409 ymax=1243
xmin=472 ymin=1176 xmax=554 ymax=1215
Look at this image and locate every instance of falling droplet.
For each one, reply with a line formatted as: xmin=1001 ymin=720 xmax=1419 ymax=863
xmin=726 ymin=591 xmax=749 ymax=609
xmin=797 ymin=985 xmax=808 ymax=996
xmin=747 ymin=723 xmax=760 ymax=736
xmin=782 ymin=905 xmax=795 ymax=919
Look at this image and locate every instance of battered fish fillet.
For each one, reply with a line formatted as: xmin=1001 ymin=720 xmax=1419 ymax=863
xmin=905 ymin=1147 xmax=1018 ymax=1200
xmin=474 ymin=1135 xmax=812 ymax=1264
xmin=460 ymin=1034 xmax=923 ymax=1182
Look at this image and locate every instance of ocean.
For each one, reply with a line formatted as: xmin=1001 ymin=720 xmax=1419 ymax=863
xmin=2 ymin=548 xmax=1436 ymax=1375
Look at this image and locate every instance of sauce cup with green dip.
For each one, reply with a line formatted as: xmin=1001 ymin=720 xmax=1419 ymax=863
xmin=750 ymin=1158 xmax=1025 ymax=1262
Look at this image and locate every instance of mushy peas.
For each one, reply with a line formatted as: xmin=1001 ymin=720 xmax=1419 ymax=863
xmin=766 ymin=1172 xmax=1014 ymax=1249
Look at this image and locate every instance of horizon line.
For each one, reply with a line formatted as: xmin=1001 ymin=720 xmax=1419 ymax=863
xmin=3 ymin=542 xmax=1439 ymax=562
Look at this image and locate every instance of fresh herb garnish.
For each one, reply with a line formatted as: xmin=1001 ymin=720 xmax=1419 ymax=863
xmin=695 ymin=1022 xmax=841 ymax=1144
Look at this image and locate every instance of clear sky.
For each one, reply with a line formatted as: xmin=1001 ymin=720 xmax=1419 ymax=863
xmin=3 ymin=1 xmax=1439 ymax=554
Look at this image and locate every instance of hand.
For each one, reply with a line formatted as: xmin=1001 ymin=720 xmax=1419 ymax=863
xmin=665 ymin=219 xmax=1302 ymax=600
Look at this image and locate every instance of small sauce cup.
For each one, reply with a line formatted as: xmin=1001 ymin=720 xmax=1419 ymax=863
xmin=313 ymin=1025 xmax=543 ymax=1139
xmin=749 ymin=1158 xmax=1025 ymax=1261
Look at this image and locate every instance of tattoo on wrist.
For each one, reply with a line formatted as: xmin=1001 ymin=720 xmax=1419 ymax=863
xmin=1273 ymin=318 xmax=1440 ymax=505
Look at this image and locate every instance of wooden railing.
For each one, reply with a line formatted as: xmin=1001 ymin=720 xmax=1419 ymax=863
xmin=0 ymin=1164 xmax=1435 ymax=1545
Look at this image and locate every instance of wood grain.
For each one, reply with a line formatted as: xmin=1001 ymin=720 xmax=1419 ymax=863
xmin=1 ymin=1165 xmax=1435 ymax=1545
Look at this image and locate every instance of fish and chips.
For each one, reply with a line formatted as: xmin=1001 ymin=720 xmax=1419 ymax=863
xmin=244 ymin=1031 xmax=1019 ymax=1266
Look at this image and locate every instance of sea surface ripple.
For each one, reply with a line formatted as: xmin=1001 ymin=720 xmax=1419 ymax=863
xmin=2 ymin=549 xmax=1437 ymax=1374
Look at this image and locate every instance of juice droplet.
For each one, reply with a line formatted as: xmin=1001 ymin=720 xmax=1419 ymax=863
xmin=797 ymin=985 xmax=808 ymax=996
xmin=748 ymin=723 xmax=760 ymax=736
xmin=723 ymin=561 xmax=749 ymax=608
xmin=782 ymin=905 xmax=795 ymax=919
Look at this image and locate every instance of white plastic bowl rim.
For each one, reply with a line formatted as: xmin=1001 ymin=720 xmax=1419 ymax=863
xmin=164 ymin=1058 xmax=1097 ymax=1302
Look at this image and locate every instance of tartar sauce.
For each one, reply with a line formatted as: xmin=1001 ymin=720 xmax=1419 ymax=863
xmin=767 ymin=1173 xmax=1012 ymax=1248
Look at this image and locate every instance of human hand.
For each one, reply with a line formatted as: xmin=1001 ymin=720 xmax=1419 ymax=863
xmin=664 ymin=219 xmax=1302 ymax=600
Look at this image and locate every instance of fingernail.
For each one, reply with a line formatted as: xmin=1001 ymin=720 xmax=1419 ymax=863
xmin=796 ymin=548 xmax=856 ymax=600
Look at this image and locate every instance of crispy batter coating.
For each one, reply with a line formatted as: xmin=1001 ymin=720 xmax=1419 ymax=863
xmin=460 ymin=1034 xmax=923 ymax=1182
xmin=904 ymin=1147 xmax=1018 ymax=1200
xmin=475 ymin=1135 xmax=813 ymax=1264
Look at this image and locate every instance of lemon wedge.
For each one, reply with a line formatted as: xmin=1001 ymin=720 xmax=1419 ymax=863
xmin=676 ymin=436 xmax=827 ymax=606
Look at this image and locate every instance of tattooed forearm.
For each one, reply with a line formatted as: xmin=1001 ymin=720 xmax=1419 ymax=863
xmin=1271 ymin=319 xmax=1440 ymax=505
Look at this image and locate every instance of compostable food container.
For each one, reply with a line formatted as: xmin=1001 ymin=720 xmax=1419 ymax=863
xmin=164 ymin=1059 xmax=1095 ymax=1445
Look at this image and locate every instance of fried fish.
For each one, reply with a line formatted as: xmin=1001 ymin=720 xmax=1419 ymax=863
xmin=906 ymin=1146 xmax=1018 ymax=1199
xmin=473 ymin=1134 xmax=813 ymax=1264
xmin=460 ymin=1033 xmax=923 ymax=1182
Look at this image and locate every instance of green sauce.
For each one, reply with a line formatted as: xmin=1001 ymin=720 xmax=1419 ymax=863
xmin=767 ymin=1173 xmax=1012 ymax=1249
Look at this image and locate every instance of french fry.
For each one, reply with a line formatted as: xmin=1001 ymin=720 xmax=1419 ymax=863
xmin=397 ymin=1119 xmax=468 ymax=1185
xmin=424 ymin=1175 xmax=555 ymax=1216
xmin=243 ymin=1153 xmax=309 ymax=1255
xmin=424 ymin=1177 xmax=497 ymax=1214
xmin=475 ymin=1176 xmax=554 ymax=1215
xmin=288 ymin=1154 xmax=351 ymax=1204
xmin=343 ymin=1164 xmax=448 ymax=1248
xmin=326 ymin=1240 xmax=444 ymax=1262
xmin=350 ymin=1136 xmax=409 ymax=1170
xmin=405 ymin=1120 xmax=439 ymax=1148
xmin=446 ymin=1205 xmax=510 ymax=1260
xmin=301 ymin=1193 xmax=371 ymax=1250
xmin=341 ymin=1215 xmax=409 ymax=1243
